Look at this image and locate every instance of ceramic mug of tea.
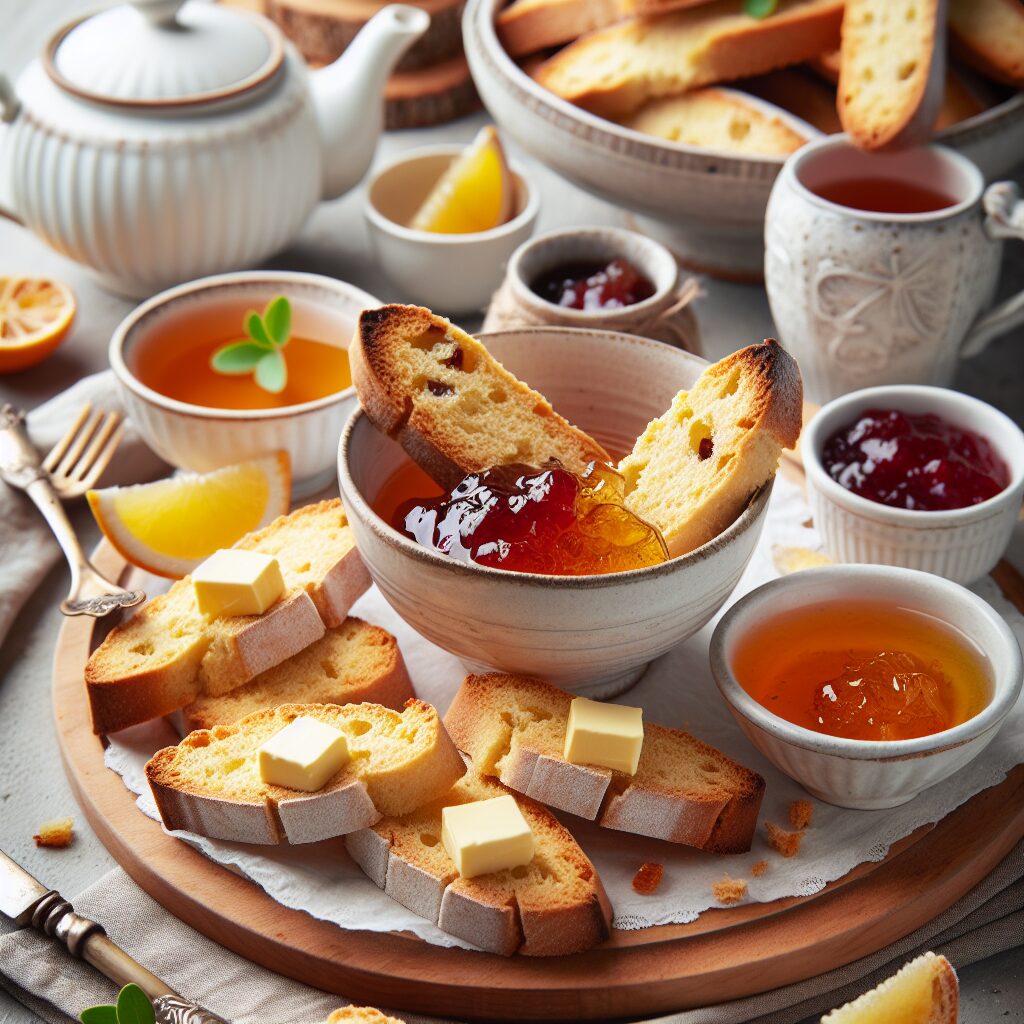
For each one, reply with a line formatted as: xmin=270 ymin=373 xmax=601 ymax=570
xmin=765 ymin=136 xmax=1024 ymax=403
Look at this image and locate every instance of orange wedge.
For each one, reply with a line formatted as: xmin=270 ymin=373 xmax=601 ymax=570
xmin=409 ymin=125 xmax=514 ymax=234
xmin=88 ymin=454 xmax=291 ymax=579
xmin=0 ymin=277 xmax=76 ymax=373
xmin=821 ymin=951 xmax=959 ymax=1023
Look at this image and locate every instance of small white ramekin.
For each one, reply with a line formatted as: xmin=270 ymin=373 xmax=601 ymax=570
xmin=364 ymin=144 xmax=540 ymax=314
xmin=710 ymin=565 xmax=1023 ymax=809
xmin=110 ymin=270 xmax=380 ymax=497
xmin=802 ymin=385 xmax=1024 ymax=585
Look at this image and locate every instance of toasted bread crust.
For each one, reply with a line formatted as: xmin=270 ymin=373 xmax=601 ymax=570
xmin=948 ymin=0 xmax=1024 ymax=87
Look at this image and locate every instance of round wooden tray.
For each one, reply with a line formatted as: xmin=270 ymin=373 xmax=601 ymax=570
xmin=54 ymin=541 xmax=1024 ymax=1021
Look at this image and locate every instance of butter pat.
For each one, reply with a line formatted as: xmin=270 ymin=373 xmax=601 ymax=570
xmin=564 ymin=696 xmax=644 ymax=775
xmin=192 ymin=549 xmax=285 ymax=618
xmin=441 ymin=795 xmax=535 ymax=879
xmin=258 ymin=715 xmax=349 ymax=792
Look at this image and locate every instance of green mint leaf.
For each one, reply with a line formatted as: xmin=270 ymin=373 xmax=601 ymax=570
xmin=744 ymin=0 xmax=778 ymax=15
xmin=246 ymin=312 xmax=273 ymax=348
xmin=255 ymin=349 xmax=287 ymax=393
xmin=211 ymin=341 xmax=267 ymax=374
xmin=80 ymin=1007 xmax=118 ymax=1024
xmin=263 ymin=296 xmax=291 ymax=348
xmin=116 ymin=984 xmax=155 ymax=1024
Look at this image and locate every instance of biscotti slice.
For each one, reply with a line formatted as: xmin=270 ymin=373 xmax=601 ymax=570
xmin=838 ymin=0 xmax=946 ymax=150
xmin=740 ymin=68 xmax=842 ymax=134
xmin=445 ymin=674 xmax=765 ymax=854
xmin=949 ymin=0 xmax=1024 ymax=87
xmin=146 ymin=700 xmax=466 ymax=845
xmin=534 ymin=0 xmax=844 ymax=120
xmin=234 ymin=499 xmax=371 ymax=628
xmin=328 ymin=1010 xmax=404 ymax=1024
xmin=353 ymin=304 xmax=609 ymax=490
xmin=345 ymin=767 xmax=611 ymax=955
xmin=618 ymin=339 xmax=801 ymax=558
xmin=184 ymin=618 xmax=413 ymax=731
xmin=623 ymin=87 xmax=810 ymax=154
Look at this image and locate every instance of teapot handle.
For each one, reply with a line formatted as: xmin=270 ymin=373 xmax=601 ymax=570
xmin=130 ymin=0 xmax=186 ymax=27
xmin=960 ymin=181 xmax=1024 ymax=358
xmin=0 ymin=75 xmax=23 ymax=225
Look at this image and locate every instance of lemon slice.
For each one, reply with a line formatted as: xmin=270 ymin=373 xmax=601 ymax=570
xmin=88 ymin=454 xmax=291 ymax=579
xmin=409 ymin=126 xmax=514 ymax=234
xmin=821 ymin=952 xmax=958 ymax=1024
xmin=0 ymin=277 xmax=76 ymax=373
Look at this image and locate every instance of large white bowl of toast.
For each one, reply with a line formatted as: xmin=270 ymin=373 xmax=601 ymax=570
xmin=464 ymin=0 xmax=1024 ymax=278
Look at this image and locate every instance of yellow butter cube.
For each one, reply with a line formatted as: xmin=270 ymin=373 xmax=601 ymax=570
xmin=564 ymin=697 xmax=644 ymax=775
xmin=441 ymin=795 xmax=535 ymax=879
xmin=192 ymin=549 xmax=285 ymax=618
xmin=258 ymin=715 xmax=349 ymax=792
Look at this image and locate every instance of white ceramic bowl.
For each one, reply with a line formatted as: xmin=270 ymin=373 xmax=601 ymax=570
xmin=803 ymin=385 xmax=1024 ymax=585
xmin=463 ymin=0 xmax=1024 ymax=278
xmin=364 ymin=144 xmax=539 ymax=314
xmin=338 ymin=326 xmax=773 ymax=698
xmin=110 ymin=271 xmax=380 ymax=496
xmin=711 ymin=565 xmax=1023 ymax=809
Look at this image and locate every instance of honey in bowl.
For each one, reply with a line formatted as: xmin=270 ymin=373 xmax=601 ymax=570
xmin=132 ymin=298 xmax=352 ymax=410
xmin=732 ymin=601 xmax=990 ymax=742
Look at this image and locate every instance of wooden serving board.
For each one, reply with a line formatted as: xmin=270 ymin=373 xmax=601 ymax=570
xmin=54 ymin=541 xmax=1024 ymax=1021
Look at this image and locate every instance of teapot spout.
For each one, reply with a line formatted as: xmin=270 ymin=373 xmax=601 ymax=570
xmin=311 ymin=5 xmax=430 ymax=200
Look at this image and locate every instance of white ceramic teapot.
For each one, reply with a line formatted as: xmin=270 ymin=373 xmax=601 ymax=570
xmin=0 ymin=0 xmax=428 ymax=296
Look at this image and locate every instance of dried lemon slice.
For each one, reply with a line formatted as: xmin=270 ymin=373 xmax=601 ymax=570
xmin=0 ymin=276 xmax=76 ymax=373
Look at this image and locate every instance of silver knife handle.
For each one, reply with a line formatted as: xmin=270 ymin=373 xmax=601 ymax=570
xmin=153 ymin=995 xmax=229 ymax=1023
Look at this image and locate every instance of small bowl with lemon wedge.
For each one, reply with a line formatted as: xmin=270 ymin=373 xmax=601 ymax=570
xmin=365 ymin=126 xmax=540 ymax=313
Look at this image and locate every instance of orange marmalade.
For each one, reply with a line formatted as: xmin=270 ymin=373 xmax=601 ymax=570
xmin=732 ymin=601 xmax=991 ymax=741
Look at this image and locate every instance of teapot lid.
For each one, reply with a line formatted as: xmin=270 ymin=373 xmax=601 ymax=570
xmin=45 ymin=0 xmax=283 ymax=108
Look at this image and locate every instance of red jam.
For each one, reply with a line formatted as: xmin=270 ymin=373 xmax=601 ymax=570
xmin=530 ymin=258 xmax=656 ymax=311
xmin=393 ymin=460 xmax=668 ymax=575
xmin=822 ymin=408 xmax=1010 ymax=511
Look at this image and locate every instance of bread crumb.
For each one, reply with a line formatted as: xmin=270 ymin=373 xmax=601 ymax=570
xmin=712 ymin=876 xmax=747 ymax=905
xmin=631 ymin=862 xmax=664 ymax=894
xmin=34 ymin=817 xmax=74 ymax=849
xmin=789 ymin=799 xmax=814 ymax=830
xmin=750 ymin=859 xmax=769 ymax=877
xmin=765 ymin=820 xmax=804 ymax=858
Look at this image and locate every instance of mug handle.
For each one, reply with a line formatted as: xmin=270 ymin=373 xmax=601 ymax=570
xmin=961 ymin=181 xmax=1024 ymax=358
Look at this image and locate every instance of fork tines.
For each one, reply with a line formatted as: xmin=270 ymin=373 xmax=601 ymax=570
xmin=43 ymin=401 xmax=124 ymax=495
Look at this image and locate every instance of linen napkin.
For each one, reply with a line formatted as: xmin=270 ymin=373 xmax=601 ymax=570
xmin=0 ymin=370 xmax=166 ymax=646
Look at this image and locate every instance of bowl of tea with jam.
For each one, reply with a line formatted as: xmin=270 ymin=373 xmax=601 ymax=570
xmin=111 ymin=271 xmax=380 ymax=495
xmin=711 ymin=565 xmax=1023 ymax=810
xmin=802 ymin=384 xmax=1024 ymax=586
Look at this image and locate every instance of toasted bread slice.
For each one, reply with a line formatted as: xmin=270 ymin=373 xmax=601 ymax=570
xmin=184 ymin=618 xmax=414 ymax=731
xmin=444 ymin=674 xmax=765 ymax=854
xmin=623 ymin=86 xmax=810 ymax=154
xmin=327 ymin=1010 xmax=404 ymax=1024
xmin=821 ymin=952 xmax=959 ymax=1024
xmin=146 ymin=700 xmax=466 ymax=845
xmin=618 ymin=339 xmax=801 ymax=558
xmin=534 ymin=0 xmax=844 ymax=121
xmin=346 ymin=765 xmax=612 ymax=955
xmin=949 ymin=0 xmax=1024 ymax=87
xmin=838 ymin=0 xmax=946 ymax=150
xmin=86 ymin=500 xmax=371 ymax=735
xmin=352 ymin=304 xmax=609 ymax=490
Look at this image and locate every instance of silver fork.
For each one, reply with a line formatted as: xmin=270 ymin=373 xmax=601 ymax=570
xmin=0 ymin=404 xmax=145 ymax=617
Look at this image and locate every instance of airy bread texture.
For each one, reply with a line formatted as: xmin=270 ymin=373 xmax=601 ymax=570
xmin=534 ymin=0 xmax=844 ymax=120
xmin=352 ymin=304 xmax=609 ymax=490
xmin=346 ymin=766 xmax=612 ymax=956
xmin=86 ymin=500 xmax=371 ymax=735
xmin=821 ymin=951 xmax=959 ymax=1024
xmin=183 ymin=618 xmax=414 ymax=732
xmin=146 ymin=700 xmax=466 ymax=845
xmin=838 ymin=0 xmax=946 ymax=150
xmin=618 ymin=339 xmax=801 ymax=558
xmin=444 ymin=674 xmax=765 ymax=854
xmin=623 ymin=87 xmax=809 ymax=154
xmin=327 ymin=1009 xmax=404 ymax=1024
xmin=948 ymin=0 xmax=1024 ymax=87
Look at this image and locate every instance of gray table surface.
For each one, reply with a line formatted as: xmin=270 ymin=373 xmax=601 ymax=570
xmin=0 ymin=2 xmax=1021 ymax=1021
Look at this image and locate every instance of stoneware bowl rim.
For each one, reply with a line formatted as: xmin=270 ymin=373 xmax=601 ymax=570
xmin=337 ymin=324 xmax=773 ymax=589
xmin=710 ymin=564 xmax=1023 ymax=761
xmin=365 ymin=144 xmax=540 ymax=245
xmin=803 ymin=384 xmax=1024 ymax=526
xmin=109 ymin=270 xmax=379 ymax=422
